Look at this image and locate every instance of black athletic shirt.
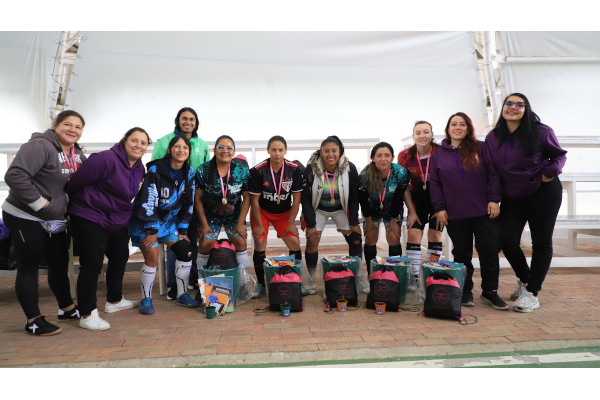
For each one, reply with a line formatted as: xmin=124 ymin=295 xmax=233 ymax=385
xmin=249 ymin=158 xmax=303 ymax=214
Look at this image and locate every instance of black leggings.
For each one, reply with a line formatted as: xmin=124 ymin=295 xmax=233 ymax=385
xmin=3 ymin=211 xmax=74 ymax=319
xmin=70 ymin=215 xmax=130 ymax=315
xmin=499 ymin=178 xmax=562 ymax=295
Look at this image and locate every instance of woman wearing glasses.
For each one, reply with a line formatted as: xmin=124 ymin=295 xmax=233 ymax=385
xmin=129 ymin=135 xmax=196 ymax=315
xmin=429 ymin=112 xmax=507 ymax=310
xmin=195 ymin=136 xmax=250 ymax=274
xmin=301 ymin=136 xmax=361 ymax=295
xmin=248 ymin=136 xmax=303 ymax=297
xmin=485 ymin=93 xmax=567 ymax=313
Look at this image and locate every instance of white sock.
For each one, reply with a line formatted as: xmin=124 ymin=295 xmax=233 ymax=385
xmin=175 ymin=260 xmax=192 ymax=297
xmin=197 ymin=253 xmax=209 ymax=270
xmin=406 ymin=243 xmax=422 ymax=276
xmin=140 ymin=264 xmax=156 ymax=298
xmin=236 ymin=250 xmax=248 ymax=269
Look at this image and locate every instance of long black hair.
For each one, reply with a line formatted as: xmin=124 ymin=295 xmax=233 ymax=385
xmin=320 ymin=135 xmax=345 ymax=155
xmin=494 ymin=93 xmax=541 ymax=157
xmin=167 ymin=135 xmax=194 ymax=206
xmin=408 ymin=120 xmax=439 ymax=161
xmin=174 ymin=107 xmax=199 ymax=137
xmin=362 ymin=142 xmax=395 ymax=193
xmin=53 ymin=110 xmax=85 ymax=152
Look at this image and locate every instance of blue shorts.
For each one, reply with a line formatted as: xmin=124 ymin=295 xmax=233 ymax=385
xmin=131 ymin=232 xmax=179 ymax=248
xmin=204 ymin=214 xmax=244 ymax=240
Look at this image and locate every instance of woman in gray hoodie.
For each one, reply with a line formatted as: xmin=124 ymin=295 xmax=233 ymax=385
xmin=2 ymin=110 xmax=86 ymax=336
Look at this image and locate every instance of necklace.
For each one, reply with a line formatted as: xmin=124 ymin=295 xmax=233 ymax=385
xmin=417 ymin=146 xmax=431 ymax=190
xmin=270 ymin=160 xmax=284 ymax=205
xmin=325 ymin=169 xmax=337 ymax=205
xmin=218 ymin=164 xmax=231 ymax=204
xmin=378 ymin=168 xmax=391 ymax=210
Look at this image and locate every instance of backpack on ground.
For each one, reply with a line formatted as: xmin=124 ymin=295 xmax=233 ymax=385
xmin=366 ymin=265 xmax=400 ymax=312
xmin=423 ymin=271 xmax=463 ymax=321
xmin=324 ymin=265 xmax=358 ymax=309
xmin=269 ymin=265 xmax=303 ymax=312
xmin=206 ymin=239 xmax=237 ymax=270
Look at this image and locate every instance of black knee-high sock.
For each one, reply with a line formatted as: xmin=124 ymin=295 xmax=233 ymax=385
xmin=252 ymin=250 xmax=266 ymax=286
xmin=305 ymin=251 xmax=318 ymax=274
xmin=364 ymin=244 xmax=377 ymax=275
xmin=389 ymin=244 xmax=402 ymax=257
xmin=289 ymin=249 xmax=302 ymax=264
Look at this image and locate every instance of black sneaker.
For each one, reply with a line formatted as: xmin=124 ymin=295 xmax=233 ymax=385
xmin=57 ymin=306 xmax=80 ymax=322
xmin=461 ymin=290 xmax=475 ymax=307
xmin=25 ymin=316 xmax=61 ymax=336
xmin=480 ymin=291 xmax=509 ymax=310
xmin=166 ymin=284 xmax=177 ymax=300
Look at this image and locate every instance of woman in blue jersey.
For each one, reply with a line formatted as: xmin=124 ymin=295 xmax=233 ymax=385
xmin=129 ymin=136 xmax=197 ymax=315
xmin=359 ymin=142 xmax=419 ymax=274
xmin=195 ymin=136 xmax=251 ymax=273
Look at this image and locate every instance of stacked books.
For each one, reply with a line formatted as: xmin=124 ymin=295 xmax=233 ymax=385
xmin=422 ymin=261 xmax=454 ymax=270
xmin=325 ymin=256 xmax=354 ymax=263
xmin=376 ymin=257 xmax=407 ymax=266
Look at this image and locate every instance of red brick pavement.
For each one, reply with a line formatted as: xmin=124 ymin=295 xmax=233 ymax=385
xmin=1 ymin=248 xmax=599 ymax=367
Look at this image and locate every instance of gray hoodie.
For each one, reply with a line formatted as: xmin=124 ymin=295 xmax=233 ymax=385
xmin=3 ymin=129 xmax=86 ymax=221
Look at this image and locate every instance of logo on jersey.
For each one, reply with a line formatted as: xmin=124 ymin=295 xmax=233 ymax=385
xmin=282 ymin=181 xmax=292 ymax=192
xmin=142 ymin=183 xmax=159 ymax=216
xmin=263 ymin=181 xmax=270 ymax=186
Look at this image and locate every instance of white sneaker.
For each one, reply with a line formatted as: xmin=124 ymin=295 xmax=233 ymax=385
xmin=510 ymin=280 xmax=527 ymax=301
xmin=79 ymin=309 xmax=111 ymax=331
xmin=104 ymin=296 xmax=139 ymax=313
xmin=512 ymin=290 xmax=540 ymax=313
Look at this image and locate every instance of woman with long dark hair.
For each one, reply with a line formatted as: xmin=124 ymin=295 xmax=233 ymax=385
xmin=3 ymin=110 xmax=86 ymax=335
xmin=397 ymin=121 xmax=443 ymax=280
xmin=66 ymin=128 xmax=149 ymax=330
xmin=429 ymin=112 xmax=507 ymax=310
xmin=129 ymin=135 xmax=196 ymax=315
xmin=249 ymin=136 xmax=303 ymax=297
xmin=485 ymin=93 xmax=567 ymax=313
xmin=359 ymin=142 xmax=418 ymax=274
xmin=301 ymin=136 xmax=361 ymax=295
xmin=195 ymin=135 xmax=250 ymax=276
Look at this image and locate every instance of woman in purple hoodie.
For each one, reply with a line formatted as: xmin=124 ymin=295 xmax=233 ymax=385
xmin=429 ymin=112 xmax=507 ymax=311
xmin=66 ymin=128 xmax=149 ymax=331
xmin=485 ymin=93 xmax=567 ymax=313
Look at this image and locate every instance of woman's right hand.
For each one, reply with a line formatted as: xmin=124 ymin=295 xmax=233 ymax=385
xmin=198 ymin=225 xmax=213 ymax=244
xmin=42 ymin=200 xmax=50 ymax=208
xmin=252 ymin=225 xmax=266 ymax=240
xmin=364 ymin=218 xmax=376 ymax=236
xmin=436 ymin=211 xmax=448 ymax=231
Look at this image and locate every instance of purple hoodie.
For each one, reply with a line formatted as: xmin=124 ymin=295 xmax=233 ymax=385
xmin=429 ymin=139 xmax=501 ymax=221
xmin=485 ymin=124 xmax=567 ymax=200
xmin=66 ymin=143 xmax=145 ymax=231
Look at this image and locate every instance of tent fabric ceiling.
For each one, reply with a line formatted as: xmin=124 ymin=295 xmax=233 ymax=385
xmin=0 ymin=31 xmax=61 ymax=140
xmin=65 ymin=31 xmax=487 ymax=144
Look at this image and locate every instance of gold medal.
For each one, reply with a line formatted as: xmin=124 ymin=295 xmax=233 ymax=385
xmin=222 ymin=197 xmax=227 ymax=205
xmin=423 ymin=184 xmax=427 ymax=190
xmin=277 ymin=198 xmax=280 ymax=205
xmin=380 ymin=203 xmax=384 ymax=210
xmin=330 ymin=199 xmax=335 ymax=205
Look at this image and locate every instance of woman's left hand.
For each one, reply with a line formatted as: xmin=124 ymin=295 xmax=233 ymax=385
xmin=488 ymin=202 xmax=500 ymax=219
xmin=349 ymin=224 xmax=362 ymax=237
xmin=541 ymin=174 xmax=553 ymax=182
xmin=284 ymin=221 xmax=299 ymax=237
xmin=388 ymin=218 xmax=401 ymax=238
xmin=235 ymin=222 xmax=248 ymax=239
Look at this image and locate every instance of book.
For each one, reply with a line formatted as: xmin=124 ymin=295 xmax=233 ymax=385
xmin=206 ymin=276 xmax=234 ymax=313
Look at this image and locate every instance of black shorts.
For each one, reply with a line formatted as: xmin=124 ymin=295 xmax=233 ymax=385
xmin=410 ymin=191 xmax=443 ymax=232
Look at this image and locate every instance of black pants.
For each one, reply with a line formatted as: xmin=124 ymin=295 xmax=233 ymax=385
xmin=3 ymin=211 xmax=73 ymax=319
xmin=446 ymin=214 xmax=501 ymax=293
xmin=499 ymin=178 xmax=562 ymax=295
xmin=70 ymin=215 xmax=130 ymax=315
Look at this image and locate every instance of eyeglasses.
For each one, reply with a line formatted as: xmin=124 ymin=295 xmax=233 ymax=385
xmin=504 ymin=101 xmax=525 ymax=109
xmin=216 ymin=145 xmax=234 ymax=152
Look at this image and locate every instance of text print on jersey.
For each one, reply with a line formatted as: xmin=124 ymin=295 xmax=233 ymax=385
xmin=142 ymin=183 xmax=159 ymax=216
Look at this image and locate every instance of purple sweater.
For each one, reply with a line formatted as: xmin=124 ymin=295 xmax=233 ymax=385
xmin=66 ymin=143 xmax=145 ymax=231
xmin=485 ymin=124 xmax=567 ymax=200
xmin=429 ymin=139 xmax=501 ymax=221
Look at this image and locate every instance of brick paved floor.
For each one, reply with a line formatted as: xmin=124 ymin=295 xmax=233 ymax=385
xmin=1 ymin=246 xmax=599 ymax=367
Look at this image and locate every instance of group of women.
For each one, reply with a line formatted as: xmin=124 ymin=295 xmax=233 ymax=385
xmin=4 ymin=92 xmax=567 ymax=336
